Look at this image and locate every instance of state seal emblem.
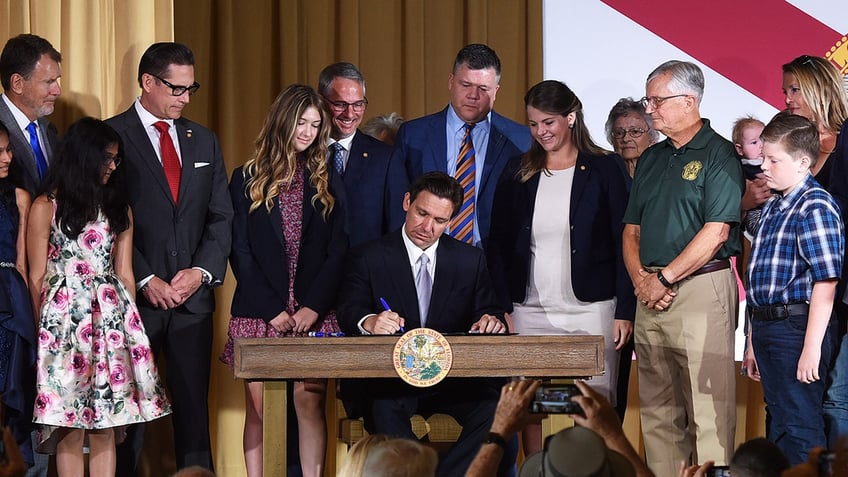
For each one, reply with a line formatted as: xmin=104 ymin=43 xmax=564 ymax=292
xmin=393 ymin=328 xmax=453 ymax=387
xmin=681 ymin=160 xmax=703 ymax=181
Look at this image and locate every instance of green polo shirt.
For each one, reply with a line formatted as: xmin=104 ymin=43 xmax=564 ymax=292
xmin=623 ymin=119 xmax=744 ymax=266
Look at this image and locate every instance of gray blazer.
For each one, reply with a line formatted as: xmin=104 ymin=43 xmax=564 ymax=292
xmin=0 ymin=95 xmax=59 ymax=197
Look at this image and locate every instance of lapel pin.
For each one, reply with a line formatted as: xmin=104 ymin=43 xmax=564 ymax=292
xmin=580 ymin=165 xmax=586 ymax=171
xmin=363 ymin=152 xmax=368 ymax=158
xmin=186 ymin=129 xmax=193 ymax=138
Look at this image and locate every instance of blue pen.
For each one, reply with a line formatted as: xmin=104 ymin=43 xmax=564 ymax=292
xmin=379 ymin=297 xmax=404 ymax=333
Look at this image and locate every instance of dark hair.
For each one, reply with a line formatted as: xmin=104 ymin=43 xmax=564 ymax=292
xmin=0 ymin=123 xmax=18 ymax=227
xmin=137 ymin=42 xmax=195 ymax=87
xmin=0 ymin=34 xmax=61 ymax=91
xmin=761 ymin=114 xmax=820 ymax=167
xmin=453 ymin=44 xmax=501 ymax=80
xmin=42 ymin=117 xmax=129 ymax=238
xmin=408 ymin=172 xmax=464 ymax=217
xmin=318 ymin=62 xmax=366 ymax=97
xmin=730 ymin=438 xmax=789 ymax=477
xmin=519 ymin=80 xmax=609 ymax=182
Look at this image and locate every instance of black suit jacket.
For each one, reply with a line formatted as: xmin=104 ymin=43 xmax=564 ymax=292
xmin=229 ymin=165 xmax=348 ymax=320
xmin=336 ymin=130 xmax=405 ymax=247
xmin=487 ymin=153 xmax=635 ymax=321
xmin=106 ymin=106 xmax=233 ymax=314
xmin=390 ymin=107 xmax=532 ymax=244
xmin=0 ymin=95 xmax=59 ymax=197
xmin=338 ymin=230 xmax=504 ymax=334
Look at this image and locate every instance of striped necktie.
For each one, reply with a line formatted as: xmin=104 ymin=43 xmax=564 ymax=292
xmin=451 ymin=123 xmax=475 ymax=244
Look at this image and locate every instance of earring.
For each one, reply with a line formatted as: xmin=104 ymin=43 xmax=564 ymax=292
xmin=568 ymin=122 xmax=574 ymax=129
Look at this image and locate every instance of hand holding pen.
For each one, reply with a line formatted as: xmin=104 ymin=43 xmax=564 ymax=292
xmin=361 ymin=297 xmax=406 ymax=335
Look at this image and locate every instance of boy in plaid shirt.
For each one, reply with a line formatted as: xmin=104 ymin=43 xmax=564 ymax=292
xmin=744 ymin=114 xmax=845 ymax=465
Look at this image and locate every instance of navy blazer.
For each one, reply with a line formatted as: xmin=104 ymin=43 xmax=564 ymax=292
xmin=487 ymin=153 xmax=635 ymax=321
xmin=336 ymin=130 xmax=406 ymax=248
xmin=390 ymin=107 xmax=532 ymax=244
xmin=338 ymin=230 xmax=504 ymax=334
xmin=229 ymin=165 xmax=348 ymax=321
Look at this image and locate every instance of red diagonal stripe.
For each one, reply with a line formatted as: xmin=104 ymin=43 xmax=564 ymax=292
xmin=601 ymin=0 xmax=841 ymax=110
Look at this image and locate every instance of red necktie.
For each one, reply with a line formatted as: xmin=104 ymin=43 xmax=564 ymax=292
xmin=154 ymin=121 xmax=181 ymax=204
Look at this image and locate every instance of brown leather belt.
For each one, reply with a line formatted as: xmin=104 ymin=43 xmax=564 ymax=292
xmin=690 ymin=259 xmax=730 ymax=277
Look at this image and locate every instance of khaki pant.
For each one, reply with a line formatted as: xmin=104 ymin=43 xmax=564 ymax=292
xmin=635 ymin=267 xmax=737 ymax=477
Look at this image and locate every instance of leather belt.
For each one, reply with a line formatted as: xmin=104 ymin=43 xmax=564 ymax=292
xmin=747 ymin=303 xmax=809 ymax=322
xmin=690 ymin=259 xmax=730 ymax=277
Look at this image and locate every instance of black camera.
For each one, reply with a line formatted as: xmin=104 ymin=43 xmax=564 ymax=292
xmin=529 ymin=383 xmax=583 ymax=414
xmin=706 ymin=466 xmax=730 ymax=477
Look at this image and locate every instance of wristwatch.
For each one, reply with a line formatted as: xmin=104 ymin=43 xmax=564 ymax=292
xmin=483 ymin=432 xmax=508 ymax=451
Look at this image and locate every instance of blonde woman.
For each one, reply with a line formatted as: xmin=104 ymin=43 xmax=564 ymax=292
xmin=221 ymin=84 xmax=348 ymax=477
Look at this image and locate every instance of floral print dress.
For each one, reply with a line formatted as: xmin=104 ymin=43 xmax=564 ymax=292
xmin=33 ymin=205 xmax=170 ymax=449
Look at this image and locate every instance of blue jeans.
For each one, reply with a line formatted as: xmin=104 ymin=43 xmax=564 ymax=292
xmin=753 ymin=313 xmax=836 ymax=466
xmin=824 ymin=332 xmax=848 ymax=447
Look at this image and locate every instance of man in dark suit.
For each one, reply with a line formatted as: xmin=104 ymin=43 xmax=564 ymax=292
xmin=0 ymin=33 xmax=61 ymax=477
xmin=392 ymin=44 xmax=532 ymax=247
xmin=338 ymin=172 xmax=509 ymax=477
xmin=0 ymin=34 xmax=61 ymax=198
xmin=106 ymin=42 xmax=233 ymax=473
xmin=317 ymin=62 xmax=405 ymax=247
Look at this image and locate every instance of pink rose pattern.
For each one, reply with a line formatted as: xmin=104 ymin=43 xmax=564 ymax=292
xmin=34 ymin=211 xmax=171 ymax=431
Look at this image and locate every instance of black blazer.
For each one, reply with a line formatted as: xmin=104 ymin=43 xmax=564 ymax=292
xmin=107 ymin=106 xmax=233 ymax=314
xmin=0 ymin=96 xmax=59 ymax=198
xmin=487 ymin=153 xmax=635 ymax=321
xmin=336 ymin=130 xmax=406 ymax=248
xmin=229 ymin=165 xmax=348 ymax=321
xmin=338 ymin=230 xmax=504 ymax=334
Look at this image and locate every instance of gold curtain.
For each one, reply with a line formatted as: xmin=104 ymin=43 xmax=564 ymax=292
xmin=0 ymin=0 xmax=174 ymax=128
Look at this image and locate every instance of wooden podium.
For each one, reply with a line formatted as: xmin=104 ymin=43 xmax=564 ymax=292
xmin=234 ymin=334 xmax=604 ymax=476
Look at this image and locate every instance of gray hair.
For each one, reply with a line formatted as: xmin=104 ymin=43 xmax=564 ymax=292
xmin=318 ymin=62 xmax=366 ymax=97
xmin=361 ymin=112 xmax=405 ymax=145
xmin=604 ymin=97 xmax=659 ymax=146
xmin=646 ymin=60 xmax=704 ymax=105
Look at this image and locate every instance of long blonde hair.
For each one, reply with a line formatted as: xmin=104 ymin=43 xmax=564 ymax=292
xmin=782 ymin=55 xmax=848 ymax=134
xmin=243 ymin=84 xmax=334 ymax=218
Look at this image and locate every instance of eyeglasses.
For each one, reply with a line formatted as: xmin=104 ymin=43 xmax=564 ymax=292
xmin=152 ymin=73 xmax=200 ymax=96
xmin=325 ymin=97 xmax=368 ymax=113
xmin=639 ymin=94 xmax=688 ymax=109
xmin=104 ymin=154 xmax=122 ymax=168
xmin=611 ymin=127 xmax=647 ymax=140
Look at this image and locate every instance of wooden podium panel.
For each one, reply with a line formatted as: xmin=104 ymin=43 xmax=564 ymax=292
xmin=234 ymin=334 xmax=604 ymax=476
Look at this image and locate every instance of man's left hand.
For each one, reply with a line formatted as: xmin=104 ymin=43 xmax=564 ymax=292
xmin=470 ymin=314 xmax=506 ymax=334
xmin=171 ymin=268 xmax=204 ymax=303
xmin=635 ymin=273 xmax=676 ymax=310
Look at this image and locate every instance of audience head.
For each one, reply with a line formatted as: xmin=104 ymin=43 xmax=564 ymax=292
xmin=137 ymin=42 xmax=198 ymax=120
xmin=449 ymin=43 xmax=501 ymax=124
xmin=519 ymin=426 xmax=635 ymax=477
xmin=732 ymin=116 xmax=765 ymax=161
xmin=337 ymin=434 xmax=391 ymax=477
xmin=518 ymin=80 xmax=607 ymax=181
xmin=643 ymin=60 xmax=704 ymax=137
xmin=781 ymin=55 xmax=848 ymax=134
xmin=729 ymin=437 xmax=789 ymax=477
xmin=403 ymin=172 xmax=463 ymax=249
xmin=0 ymin=33 xmax=62 ymax=120
xmin=44 ymin=117 xmax=129 ymax=237
xmin=318 ymin=62 xmax=368 ymax=140
xmin=361 ymin=112 xmax=404 ymax=145
xmin=245 ymin=84 xmax=332 ymax=215
xmin=360 ymin=437 xmax=438 ymax=477
xmin=605 ymin=97 xmax=658 ymax=167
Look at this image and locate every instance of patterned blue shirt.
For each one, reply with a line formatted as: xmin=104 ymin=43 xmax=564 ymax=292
xmin=747 ymin=174 xmax=844 ymax=307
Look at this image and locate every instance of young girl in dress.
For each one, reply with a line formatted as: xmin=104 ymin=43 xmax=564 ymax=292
xmin=27 ymin=117 xmax=171 ymax=476
xmin=0 ymin=122 xmax=37 ymax=467
xmin=223 ymin=84 xmax=347 ymax=477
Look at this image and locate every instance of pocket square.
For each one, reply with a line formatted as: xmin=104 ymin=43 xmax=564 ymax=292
xmin=195 ymin=162 xmax=210 ymax=168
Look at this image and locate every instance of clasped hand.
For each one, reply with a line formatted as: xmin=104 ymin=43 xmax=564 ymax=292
xmin=634 ymin=268 xmax=676 ymax=311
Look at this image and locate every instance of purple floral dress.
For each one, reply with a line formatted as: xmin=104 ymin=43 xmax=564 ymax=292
xmin=34 ymin=206 xmax=170 ymax=448
xmin=220 ymin=161 xmax=339 ymax=368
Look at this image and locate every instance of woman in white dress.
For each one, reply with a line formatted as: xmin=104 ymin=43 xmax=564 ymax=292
xmin=487 ymin=80 xmax=634 ymax=454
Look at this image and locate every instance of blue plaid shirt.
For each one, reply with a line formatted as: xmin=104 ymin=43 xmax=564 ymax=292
xmin=747 ymin=174 xmax=844 ymax=307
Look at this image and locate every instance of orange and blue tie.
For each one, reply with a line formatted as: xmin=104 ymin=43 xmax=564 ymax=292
xmin=451 ymin=123 xmax=475 ymax=244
